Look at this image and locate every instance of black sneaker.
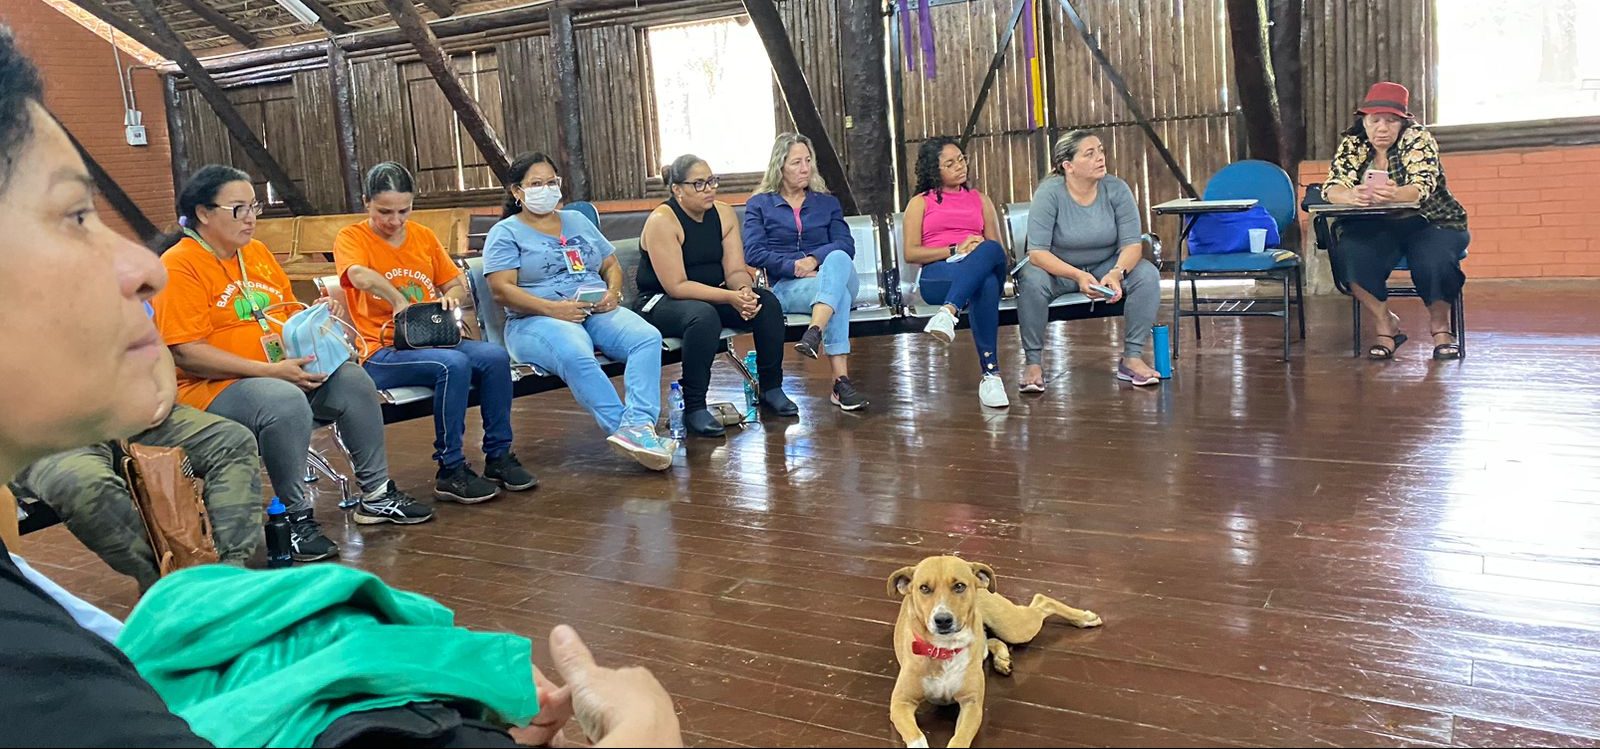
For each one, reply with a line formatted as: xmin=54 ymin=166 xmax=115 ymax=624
xmin=288 ymin=510 xmax=339 ymax=562
xmin=794 ymin=325 xmax=823 ymax=359
xmin=830 ymin=376 xmax=869 ymax=411
xmin=435 ymin=463 xmax=500 ymax=504
xmin=353 ymin=481 xmax=435 ymax=525
xmin=484 ymin=452 xmax=538 ymax=491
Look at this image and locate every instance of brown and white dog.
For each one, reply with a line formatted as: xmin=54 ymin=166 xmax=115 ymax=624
xmin=887 ymin=556 xmax=1103 ymax=748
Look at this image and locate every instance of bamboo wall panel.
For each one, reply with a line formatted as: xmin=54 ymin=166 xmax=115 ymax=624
xmin=350 ymin=58 xmax=415 ymax=179
xmin=496 ymin=35 xmax=561 ymax=159
xmin=772 ymin=0 xmax=849 ymax=163
xmin=292 ymin=67 xmax=347 ymax=213
xmin=576 ymin=25 xmax=648 ymax=199
xmin=1302 ymin=0 xmax=1436 ymax=159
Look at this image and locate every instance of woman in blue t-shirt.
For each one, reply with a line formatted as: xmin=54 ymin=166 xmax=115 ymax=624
xmin=484 ymin=153 xmax=674 ymax=471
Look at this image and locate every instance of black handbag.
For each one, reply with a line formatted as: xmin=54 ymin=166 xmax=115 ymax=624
xmin=385 ymin=301 xmax=462 ymax=350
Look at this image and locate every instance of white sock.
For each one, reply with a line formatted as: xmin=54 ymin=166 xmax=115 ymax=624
xmin=364 ymin=481 xmax=391 ymax=501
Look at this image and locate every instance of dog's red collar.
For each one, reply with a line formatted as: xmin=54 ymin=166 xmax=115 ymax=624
xmin=912 ymin=635 xmax=964 ymax=660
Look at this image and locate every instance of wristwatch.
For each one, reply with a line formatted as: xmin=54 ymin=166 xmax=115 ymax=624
xmin=948 ymin=244 xmax=958 ymax=258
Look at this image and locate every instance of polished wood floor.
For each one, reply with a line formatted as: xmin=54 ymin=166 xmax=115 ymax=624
xmin=16 ymin=281 xmax=1600 ymax=747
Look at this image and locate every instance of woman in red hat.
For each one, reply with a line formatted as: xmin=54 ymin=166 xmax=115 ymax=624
xmin=1322 ymin=81 xmax=1468 ymax=360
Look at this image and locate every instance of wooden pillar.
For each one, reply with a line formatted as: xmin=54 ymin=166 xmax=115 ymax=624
xmin=839 ymin=0 xmax=892 ymax=216
xmin=1226 ymin=0 xmax=1288 ymax=167
xmin=1269 ymin=0 xmax=1305 ymax=166
xmin=549 ymin=3 xmax=591 ymax=200
xmin=54 ymin=114 xmax=160 ymax=242
xmin=127 ymin=0 xmax=316 ymax=215
xmin=743 ymin=0 xmax=857 ymax=214
xmin=382 ymin=0 xmax=511 ymax=184
xmin=328 ymin=42 xmax=364 ymax=212
xmin=163 ymin=74 xmax=189 ymax=201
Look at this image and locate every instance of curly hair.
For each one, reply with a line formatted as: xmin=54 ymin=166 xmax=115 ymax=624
xmin=913 ymin=137 xmax=966 ymax=203
xmin=0 ymin=26 xmax=45 ymax=194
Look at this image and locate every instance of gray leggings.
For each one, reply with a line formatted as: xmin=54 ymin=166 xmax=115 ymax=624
xmin=1017 ymin=255 xmax=1161 ymax=364
xmin=207 ymin=361 xmax=389 ymax=513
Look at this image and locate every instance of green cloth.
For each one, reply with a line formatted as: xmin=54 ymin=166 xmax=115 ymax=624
xmin=116 ymin=565 xmax=537 ymax=747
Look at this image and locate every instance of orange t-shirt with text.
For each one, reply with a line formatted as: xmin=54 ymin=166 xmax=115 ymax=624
xmin=154 ymin=236 xmax=295 ymax=410
xmin=333 ymin=220 xmax=461 ymax=360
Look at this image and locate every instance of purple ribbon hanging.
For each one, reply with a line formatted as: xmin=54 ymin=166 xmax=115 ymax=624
xmin=898 ymin=0 xmax=916 ymax=72
xmin=917 ymin=0 xmax=937 ymax=78
xmin=1022 ymin=0 xmax=1036 ymax=128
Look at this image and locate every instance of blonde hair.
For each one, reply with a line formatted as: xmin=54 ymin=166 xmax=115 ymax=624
xmin=756 ymin=133 xmax=829 ymax=194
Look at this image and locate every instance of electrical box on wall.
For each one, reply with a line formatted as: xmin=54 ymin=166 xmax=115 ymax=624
xmin=124 ymin=109 xmax=147 ymax=147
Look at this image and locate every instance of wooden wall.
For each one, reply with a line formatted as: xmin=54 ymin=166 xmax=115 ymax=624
xmin=1301 ymin=0 xmax=1437 ymax=160
xmin=897 ymin=0 xmax=1242 ymax=243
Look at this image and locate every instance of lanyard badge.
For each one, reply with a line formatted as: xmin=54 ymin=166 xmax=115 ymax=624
xmin=187 ymin=229 xmax=280 ymax=360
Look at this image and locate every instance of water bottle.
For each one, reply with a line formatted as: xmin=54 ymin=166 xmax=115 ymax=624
xmin=742 ymin=350 xmax=759 ymax=422
xmin=668 ymin=381 xmax=686 ymax=440
xmin=265 ymin=496 xmax=292 ymax=569
xmin=1152 ymin=324 xmax=1172 ymax=379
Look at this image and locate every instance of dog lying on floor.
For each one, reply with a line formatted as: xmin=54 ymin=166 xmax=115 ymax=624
xmin=887 ymin=556 xmax=1103 ymax=748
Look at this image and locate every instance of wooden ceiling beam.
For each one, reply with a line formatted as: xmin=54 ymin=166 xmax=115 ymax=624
xmin=418 ymin=0 xmax=456 ymax=19
xmin=65 ymin=0 xmax=171 ymax=58
xmin=129 ymin=0 xmax=318 ymax=215
xmin=170 ymin=0 xmax=262 ymax=48
xmin=296 ymin=0 xmax=356 ymax=35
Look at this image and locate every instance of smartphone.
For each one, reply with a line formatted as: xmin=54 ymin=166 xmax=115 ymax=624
xmin=1088 ymin=283 xmax=1117 ymax=298
xmin=640 ymin=293 xmax=664 ymax=314
xmin=1363 ymin=169 xmax=1390 ymax=188
xmin=576 ymin=286 xmax=608 ymax=305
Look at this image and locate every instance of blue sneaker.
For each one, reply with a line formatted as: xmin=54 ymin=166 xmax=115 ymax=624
xmin=606 ymin=425 xmax=674 ymax=471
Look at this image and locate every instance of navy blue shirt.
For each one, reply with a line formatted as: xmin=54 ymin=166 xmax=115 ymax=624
xmin=741 ymin=191 xmax=853 ymax=282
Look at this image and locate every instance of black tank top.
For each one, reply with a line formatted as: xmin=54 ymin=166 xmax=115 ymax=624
xmin=637 ymin=197 xmax=726 ymax=297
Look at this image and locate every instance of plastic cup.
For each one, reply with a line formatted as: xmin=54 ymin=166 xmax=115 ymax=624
xmin=1248 ymin=228 xmax=1268 ymax=253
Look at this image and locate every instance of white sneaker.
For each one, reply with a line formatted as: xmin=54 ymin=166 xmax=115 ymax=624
xmin=924 ymin=307 xmax=957 ymax=343
xmin=979 ymin=374 xmax=1010 ymax=408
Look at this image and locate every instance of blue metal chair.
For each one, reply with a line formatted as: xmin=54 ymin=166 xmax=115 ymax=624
xmin=1173 ymin=160 xmax=1307 ymax=360
xmin=1301 ymin=185 xmax=1468 ymax=359
xmin=566 ymin=200 xmax=601 ymax=229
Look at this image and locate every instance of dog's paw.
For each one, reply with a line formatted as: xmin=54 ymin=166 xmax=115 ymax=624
xmin=906 ymin=735 xmax=929 ymax=748
xmin=1072 ymin=610 xmax=1104 ymax=628
xmin=992 ymin=652 xmax=1013 ymax=675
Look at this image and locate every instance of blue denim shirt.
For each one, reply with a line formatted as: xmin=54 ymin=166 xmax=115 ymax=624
xmin=741 ymin=191 xmax=854 ymax=282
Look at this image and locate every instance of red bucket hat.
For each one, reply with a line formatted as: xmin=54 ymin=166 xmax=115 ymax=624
xmin=1356 ymin=81 xmax=1413 ymax=119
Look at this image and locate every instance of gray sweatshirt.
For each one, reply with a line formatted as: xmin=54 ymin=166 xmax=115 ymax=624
xmin=1026 ymin=174 xmax=1142 ymax=269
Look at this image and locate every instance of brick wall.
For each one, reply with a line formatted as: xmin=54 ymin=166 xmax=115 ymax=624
xmin=1298 ymin=145 xmax=1600 ymax=279
xmin=0 ymin=0 xmax=174 ymax=240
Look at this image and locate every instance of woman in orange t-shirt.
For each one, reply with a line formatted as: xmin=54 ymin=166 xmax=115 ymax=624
xmin=336 ymin=162 xmax=536 ymax=504
xmin=152 ymin=165 xmax=433 ymax=562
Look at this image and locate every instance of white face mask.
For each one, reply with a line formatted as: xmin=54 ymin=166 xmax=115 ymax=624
xmin=521 ymin=185 xmax=561 ymax=215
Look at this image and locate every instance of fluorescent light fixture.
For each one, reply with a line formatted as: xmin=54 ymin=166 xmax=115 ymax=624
xmin=274 ymin=0 xmax=323 ymax=27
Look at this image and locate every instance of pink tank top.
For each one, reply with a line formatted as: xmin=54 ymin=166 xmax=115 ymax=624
xmin=920 ymin=188 xmax=984 ymax=248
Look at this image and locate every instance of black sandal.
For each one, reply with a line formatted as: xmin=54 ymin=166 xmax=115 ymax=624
xmin=1431 ymin=330 xmax=1461 ymax=360
xmin=1367 ymin=332 xmax=1408 ymax=360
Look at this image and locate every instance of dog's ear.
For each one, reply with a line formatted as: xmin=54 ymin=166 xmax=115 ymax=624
xmin=970 ymin=562 xmax=997 ymax=592
xmin=888 ymin=566 xmax=917 ymax=598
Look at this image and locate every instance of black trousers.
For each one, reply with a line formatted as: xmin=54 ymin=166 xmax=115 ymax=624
xmin=1334 ymin=216 xmax=1469 ymax=305
xmin=642 ymin=287 xmax=785 ymax=411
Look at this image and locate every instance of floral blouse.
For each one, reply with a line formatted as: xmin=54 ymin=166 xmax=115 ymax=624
xmin=1324 ymin=125 xmax=1468 ymax=231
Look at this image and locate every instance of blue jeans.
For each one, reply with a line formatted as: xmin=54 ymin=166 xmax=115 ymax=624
xmin=770 ymin=251 xmax=858 ymax=355
xmin=504 ymin=307 xmax=664 ymax=434
xmin=918 ymin=240 xmax=1007 ymax=374
xmin=364 ymin=339 xmax=515 ymax=469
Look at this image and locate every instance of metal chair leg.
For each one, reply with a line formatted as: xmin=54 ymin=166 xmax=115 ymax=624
xmin=1171 ymin=270 xmax=1183 ymax=359
xmin=1454 ymin=294 xmax=1467 ymax=360
xmin=723 ymin=339 xmax=758 ymax=387
xmin=317 ymin=424 xmax=357 ymax=508
xmin=1281 ymin=273 xmax=1291 ymax=361
xmin=1295 ymin=266 xmax=1307 ymax=340
xmin=305 ymin=448 xmax=352 ymax=509
xmin=1189 ymin=277 xmax=1202 ymax=340
xmin=1351 ymin=297 xmax=1362 ymax=358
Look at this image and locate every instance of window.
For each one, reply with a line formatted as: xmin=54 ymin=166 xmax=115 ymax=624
xmin=647 ymin=16 xmax=777 ymax=175
xmin=1436 ymin=0 xmax=1600 ymax=125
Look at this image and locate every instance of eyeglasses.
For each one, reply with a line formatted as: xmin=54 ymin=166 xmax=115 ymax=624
xmin=675 ymin=176 xmax=720 ymax=193
xmin=522 ymin=177 xmax=563 ymax=189
xmin=208 ymin=202 xmax=264 ymax=220
xmin=940 ymin=154 xmax=968 ymax=169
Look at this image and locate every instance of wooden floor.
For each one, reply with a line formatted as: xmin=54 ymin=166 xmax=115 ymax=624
xmin=16 ymin=280 xmax=1600 ymax=747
